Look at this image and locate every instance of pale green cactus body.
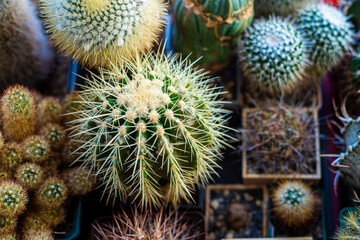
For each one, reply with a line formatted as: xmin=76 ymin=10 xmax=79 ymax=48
xmin=69 ymin=50 xmax=232 ymax=208
xmin=240 ymin=17 xmax=308 ymax=93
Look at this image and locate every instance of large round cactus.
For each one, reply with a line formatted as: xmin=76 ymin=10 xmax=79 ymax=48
xmin=296 ymin=3 xmax=354 ymax=75
xmin=171 ymin=0 xmax=254 ymax=72
xmin=239 ymin=17 xmax=308 ymax=93
xmin=68 ymin=50 xmax=231 ymax=208
xmin=39 ymin=0 xmax=167 ymax=69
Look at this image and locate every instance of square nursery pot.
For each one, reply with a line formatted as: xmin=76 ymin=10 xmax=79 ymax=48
xmin=242 ymin=107 xmax=321 ymax=185
xmin=267 ymin=189 xmax=326 ymax=240
xmin=222 ymin=238 xmax=313 ymax=240
xmin=55 ymin=198 xmax=83 ymax=240
xmin=205 ymin=184 xmax=268 ymax=239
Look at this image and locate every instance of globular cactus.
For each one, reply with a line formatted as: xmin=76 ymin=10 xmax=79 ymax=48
xmin=15 ymin=163 xmax=43 ymax=190
xmin=335 ymin=207 xmax=360 ymax=239
xmin=254 ymin=0 xmax=311 ymax=18
xmin=239 ymin=17 xmax=309 ymax=93
xmin=0 ymin=0 xmax=51 ymax=89
xmin=39 ymin=0 xmax=167 ymax=69
xmin=36 ymin=178 xmax=67 ymax=208
xmin=0 ymin=172 xmax=11 ymax=181
xmin=0 ymin=143 xmax=23 ymax=171
xmin=93 ymin=208 xmax=201 ymax=240
xmin=1 ymin=86 xmax=36 ymax=142
xmin=22 ymin=136 xmax=50 ymax=163
xmin=171 ymin=0 xmax=254 ymax=72
xmin=38 ymin=97 xmax=62 ymax=124
xmin=38 ymin=207 xmax=65 ymax=227
xmin=296 ymin=3 xmax=354 ymax=76
xmin=0 ymin=233 xmax=16 ymax=240
xmin=0 ymin=216 xmax=16 ymax=235
xmin=349 ymin=49 xmax=360 ymax=91
xmin=0 ymin=181 xmax=28 ymax=217
xmin=22 ymin=225 xmax=54 ymax=240
xmin=271 ymin=181 xmax=317 ymax=228
xmin=69 ymin=50 xmax=231 ymax=208
xmin=62 ymin=167 xmax=96 ymax=196
xmin=41 ymin=153 xmax=60 ymax=178
xmin=40 ymin=123 xmax=65 ymax=149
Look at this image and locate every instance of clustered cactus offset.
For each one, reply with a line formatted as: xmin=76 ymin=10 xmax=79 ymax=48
xmin=39 ymin=0 xmax=167 ymax=68
xmin=69 ymin=49 xmax=231 ymax=208
xmin=239 ymin=17 xmax=308 ymax=93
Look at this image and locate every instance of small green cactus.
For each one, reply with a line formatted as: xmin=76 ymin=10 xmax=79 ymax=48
xmin=335 ymin=207 xmax=360 ymax=239
xmin=271 ymin=181 xmax=317 ymax=228
xmin=40 ymin=123 xmax=65 ymax=149
xmin=1 ymin=85 xmax=36 ymax=141
xmin=38 ymin=97 xmax=62 ymax=124
xmin=41 ymin=153 xmax=60 ymax=178
xmin=171 ymin=0 xmax=254 ymax=72
xmin=0 ymin=216 xmax=16 ymax=235
xmin=69 ymin=50 xmax=232 ymax=208
xmin=15 ymin=163 xmax=43 ymax=190
xmin=239 ymin=17 xmax=308 ymax=93
xmin=36 ymin=178 xmax=67 ymax=208
xmin=254 ymin=0 xmax=311 ymax=18
xmin=0 ymin=181 xmax=28 ymax=217
xmin=22 ymin=136 xmax=50 ymax=163
xmin=39 ymin=0 xmax=167 ymax=69
xmin=350 ymin=49 xmax=360 ymax=91
xmin=296 ymin=3 xmax=354 ymax=76
xmin=0 ymin=143 xmax=23 ymax=171
xmin=38 ymin=207 xmax=65 ymax=227
xmin=22 ymin=225 xmax=54 ymax=240
xmin=62 ymin=168 xmax=96 ymax=196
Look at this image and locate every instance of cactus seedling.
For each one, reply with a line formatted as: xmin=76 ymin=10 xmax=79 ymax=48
xmin=296 ymin=3 xmax=354 ymax=76
xmin=39 ymin=0 xmax=167 ymax=69
xmin=40 ymin=124 xmax=65 ymax=149
xmin=36 ymin=178 xmax=67 ymax=208
xmin=0 ymin=181 xmax=28 ymax=217
xmin=22 ymin=136 xmax=50 ymax=163
xmin=272 ymin=181 xmax=317 ymax=228
xmin=15 ymin=163 xmax=43 ymax=190
xmin=69 ymin=49 xmax=231 ymax=208
xmin=240 ymin=17 xmax=308 ymax=93
xmin=335 ymin=207 xmax=360 ymax=239
xmin=38 ymin=97 xmax=62 ymax=124
xmin=0 ymin=143 xmax=22 ymax=171
xmin=254 ymin=0 xmax=311 ymax=18
xmin=62 ymin=167 xmax=96 ymax=196
xmin=1 ymin=85 xmax=35 ymax=141
xmin=0 ymin=215 xmax=16 ymax=235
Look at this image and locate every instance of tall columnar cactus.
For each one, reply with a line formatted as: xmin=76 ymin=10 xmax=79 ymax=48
xmin=254 ymin=0 xmax=311 ymax=18
xmin=0 ymin=181 xmax=28 ymax=217
xmin=39 ymin=0 xmax=167 ymax=69
xmin=350 ymin=49 xmax=360 ymax=90
xmin=271 ymin=181 xmax=317 ymax=228
xmin=0 ymin=0 xmax=51 ymax=89
xmin=1 ymin=86 xmax=36 ymax=142
xmin=171 ymin=0 xmax=254 ymax=72
xmin=296 ymin=3 xmax=354 ymax=76
xmin=335 ymin=208 xmax=360 ymax=239
xmin=239 ymin=17 xmax=308 ymax=93
xmin=36 ymin=178 xmax=67 ymax=208
xmin=68 ymin=50 xmax=231 ymax=208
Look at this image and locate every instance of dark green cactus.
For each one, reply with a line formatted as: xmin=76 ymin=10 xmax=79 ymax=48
xmin=171 ymin=0 xmax=254 ymax=72
xmin=350 ymin=49 xmax=360 ymax=90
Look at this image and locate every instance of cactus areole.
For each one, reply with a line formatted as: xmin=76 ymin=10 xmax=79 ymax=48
xmin=69 ymin=50 xmax=231 ymax=208
xmin=171 ymin=0 xmax=254 ymax=72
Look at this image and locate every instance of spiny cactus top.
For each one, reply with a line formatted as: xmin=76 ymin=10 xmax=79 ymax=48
xmin=0 ymin=181 xmax=28 ymax=217
xmin=69 ymin=49 xmax=231 ymax=208
xmin=16 ymin=163 xmax=43 ymax=190
xmin=40 ymin=0 xmax=167 ymax=68
xmin=272 ymin=181 xmax=316 ymax=228
xmin=40 ymin=123 xmax=65 ymax=149
xmin=36 ymin=178 xmax=67 ymax=207
xmin=1 ymin=143 xmax=23 ymax=170
xmin=63 ymin=167 xmax=96 ymax=196
xmin=23 ymin=136 xmax=50 ymax=163
xmin=296 ymin=3 xmax=354 ymax=75
xmin=1 ymin=85 xmax=35 ymax=141
xmin=240 ymin=17 xmax=308 ymax=93
xmin=335 ymin=208 xmax=360 ymax=239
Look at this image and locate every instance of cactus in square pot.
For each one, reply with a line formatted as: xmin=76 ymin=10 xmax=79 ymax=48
xmin=171 ymin=0 xmax=254 ymax=73
xmin=68 ymin=49 xmax=232 ymax=209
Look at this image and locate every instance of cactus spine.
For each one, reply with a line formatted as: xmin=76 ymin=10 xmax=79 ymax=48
xmin=69 ymin=50 xmax=231 ymax=208
xmin=239 ymin=17 xmax=309 ymax=93
xmin=1 ymin=86 xmax=36 ymax=142
xmin=296 ymin=3 xmax=354 ymax=76
xmin=335 ymin=208 xmax=360 ymax=239
xmin=39 ymin=0 xmax=167 ymax=68
xmin=271 ymin=181 xmax=317 ymax=228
